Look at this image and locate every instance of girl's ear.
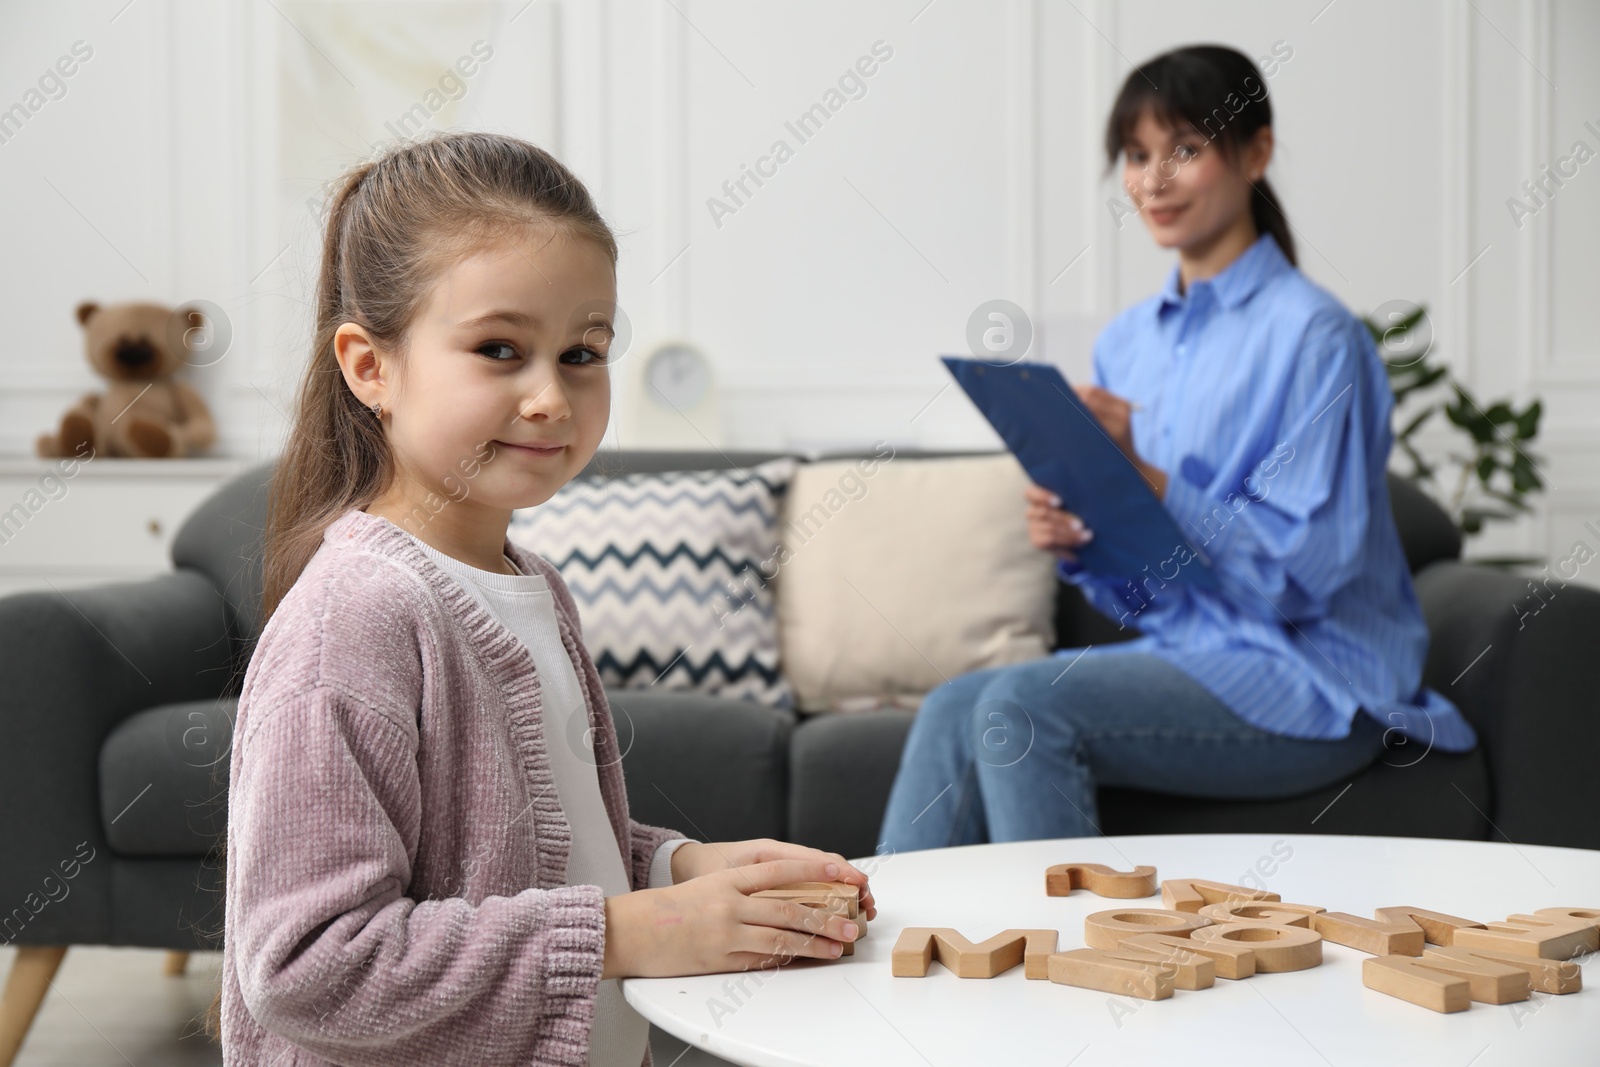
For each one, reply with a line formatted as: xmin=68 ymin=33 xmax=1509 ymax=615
xmin=333 ymin=322 xmax=390 ymax=408
xmin=1244 ymin=125 xmax=1274 ymax=183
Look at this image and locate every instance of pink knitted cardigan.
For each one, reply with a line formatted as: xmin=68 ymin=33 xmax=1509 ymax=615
xmin=220 ymin=508 xmax=685 ymax=1066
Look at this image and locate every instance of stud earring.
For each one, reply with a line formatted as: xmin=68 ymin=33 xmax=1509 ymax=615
xmin=371 ymin=401 xmax=383 ymax=419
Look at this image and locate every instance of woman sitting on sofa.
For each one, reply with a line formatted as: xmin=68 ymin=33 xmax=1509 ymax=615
xmin=879 ymin=43 xmax=1477 ymax=851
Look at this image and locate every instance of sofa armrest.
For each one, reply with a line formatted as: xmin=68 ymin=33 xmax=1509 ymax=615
xmin=0 ymin=570 xmax=233 ymax=945
xmin=1414 ymin=560 xmax=1600 ymax=851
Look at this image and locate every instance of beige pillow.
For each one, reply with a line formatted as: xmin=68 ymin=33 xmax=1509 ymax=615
xmin=776 ymin=452 xmax=1057 ymax=712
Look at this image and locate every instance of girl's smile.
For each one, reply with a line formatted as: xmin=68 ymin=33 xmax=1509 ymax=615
xmin=492 ymin=439 xmax=568 ymax=458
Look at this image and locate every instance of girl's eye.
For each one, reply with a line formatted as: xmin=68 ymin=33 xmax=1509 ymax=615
xmin=561 ymin=346 xmax=609 ymax=366
xmin=476 ymin=341 xmax=518 ymax=362
xmin=1174 ymin=143 xmax=1199 ymax=161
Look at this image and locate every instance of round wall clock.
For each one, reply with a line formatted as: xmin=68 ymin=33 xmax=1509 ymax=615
xmin=643 ymin=343 xmax=712 ymax=410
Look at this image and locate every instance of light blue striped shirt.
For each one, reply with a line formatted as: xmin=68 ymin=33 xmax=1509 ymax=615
xmin=1057 ymin=232 xmax=1476 ymax=753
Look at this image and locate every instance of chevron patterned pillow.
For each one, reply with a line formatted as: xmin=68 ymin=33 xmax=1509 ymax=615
xmin=507 ymin=459 xmax=798 ymax=707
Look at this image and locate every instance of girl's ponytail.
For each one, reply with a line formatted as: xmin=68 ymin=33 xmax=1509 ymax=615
xmin=259 ymin=155 xmax=389 ymax=634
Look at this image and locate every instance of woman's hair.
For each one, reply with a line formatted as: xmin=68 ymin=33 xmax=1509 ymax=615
xmin=203 ymin=132 xmax=616 ymax=1042
xmin=259 ymin=131 xmax=617 ymax=627
xmin=1103 ymin=44 xmax=1295 ymax=266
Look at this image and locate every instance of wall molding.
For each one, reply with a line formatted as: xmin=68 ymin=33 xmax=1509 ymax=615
xmin=1441 ymin=0 xmax=1472 ymax=385
xmin=1087 ymin=0 xmax=1118 ymax=317
xmin=657 ymin=0 xmax=690 ymax=340
xmin=1007 ymin=0 xmax=1041 ymax=317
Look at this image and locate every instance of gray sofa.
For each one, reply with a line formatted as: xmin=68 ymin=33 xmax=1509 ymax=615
xmin=3 ymin=447 xmax=1598 ymax=970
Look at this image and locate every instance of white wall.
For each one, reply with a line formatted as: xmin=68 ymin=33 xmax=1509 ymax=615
xmin=1 ymin=0 xmax=1596 ymax=573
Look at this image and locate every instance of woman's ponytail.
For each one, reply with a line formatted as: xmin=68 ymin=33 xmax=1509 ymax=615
xmin=1250 ymin=177 xmax=1296 ymax=267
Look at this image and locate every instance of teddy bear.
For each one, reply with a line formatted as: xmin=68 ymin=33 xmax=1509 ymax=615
xmin=35 ymin=300 xmax=218 ymax=459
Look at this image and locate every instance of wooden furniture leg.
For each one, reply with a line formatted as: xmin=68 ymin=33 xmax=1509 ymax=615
xmin=0 ymin=945 xmax=68 ymax=1067
xmin=164 ymin=951 xmax=190 ymax=977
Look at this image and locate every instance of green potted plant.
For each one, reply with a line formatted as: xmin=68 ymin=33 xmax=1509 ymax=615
xmin=1365 ymin=303 xmax=1544 ymax=560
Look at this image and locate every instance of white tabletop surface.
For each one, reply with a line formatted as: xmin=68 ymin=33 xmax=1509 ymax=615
xmin=623 ymin=834 xmax=1600 ymax=1067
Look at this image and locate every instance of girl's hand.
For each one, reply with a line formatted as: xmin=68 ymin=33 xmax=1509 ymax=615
xmin=670 ymin=839 xmax=876 ymax=920
xmin=1073 ymin=385 xmax=1168 ymax=497
xmin=1024 ymin=485 xmax=1093 ymax=562
xmin=602 ymin=858 xmax=864 ymax=979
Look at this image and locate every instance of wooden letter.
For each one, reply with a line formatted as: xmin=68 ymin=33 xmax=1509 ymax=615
xmin=1372 ymin=906 xmax=1486 ymax=947
xmin=1421 ymin=945 xmax=1583 ymax=995
xmin=1161 ymin=878 xmax=1280 ymax=914
xmin=1453 ymin=917 xmax=1599 ymax=960
xmin=1530 ymin=906 xmax=1600 ymax=934
xmin=892 ymin=929 xmax=936 ymax=977
xmin=1410 ymin=949 xmax=1531 ymax=1004
xmin=1123 ymin=932 xmax=1256 ymax=980
xmin=755 ymin=882 xmax=863 ymax=956
xmin=1198 ymin=901 xmax=1325 ymax=929
xmin=1047 ymin=949 xmax=1174 ymax=1000
xmin=1088 ymin=941 xmax=1215 ymax=990
xmin=1044 ymin=863 xmax=1158 ymax=898
xmin=792 ymin=897 xmax=856 ymax=955
xmin=891 ymin=928 xmax=1059 ymax=979
xmin=1362 ymin=956 xmax=1470 ymax=1014
xmin=1190 ymin=923 xmax=1322 ymax=972
xmin=754 ymin=881 xmax=859 ymax=917
xmin=1083 ymin=908 xmax=1211 ymax=949
xmin=1506 ymin=911 xmax=1600 ymax=942
xmin=1310 ymin=912 xmax=1426 ymax=956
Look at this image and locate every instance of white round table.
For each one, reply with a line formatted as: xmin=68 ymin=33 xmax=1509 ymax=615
xmin=623 ymin=834 xmax=1600 ymax=1066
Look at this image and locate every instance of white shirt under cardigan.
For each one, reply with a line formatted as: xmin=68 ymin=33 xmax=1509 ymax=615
xmin=405 ymin=532 xmax=690 ymax=1067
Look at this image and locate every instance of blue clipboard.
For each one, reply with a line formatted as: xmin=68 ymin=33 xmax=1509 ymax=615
xmin=942 ymin=355 xmax=1219 ymax=591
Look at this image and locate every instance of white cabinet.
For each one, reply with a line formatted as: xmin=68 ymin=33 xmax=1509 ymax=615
xmin=0 ymin=458 xmax=250 ymax=598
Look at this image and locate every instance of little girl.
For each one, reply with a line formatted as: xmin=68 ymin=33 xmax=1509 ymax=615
xmin=220 ymin=131 xmax=874 ymax=1067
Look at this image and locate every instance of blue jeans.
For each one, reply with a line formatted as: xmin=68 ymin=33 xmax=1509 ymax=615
xmin=878 ymin=650 xmax=1388 ymax=851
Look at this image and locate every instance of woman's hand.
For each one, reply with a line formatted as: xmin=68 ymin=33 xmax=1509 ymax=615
xmin=671 ymin=839 xmax=877 ymax=920
xmin=602 ymin=858 xmax=864 ymax=979
xmin=1024 ymin=485 xmax=1093 ymax=562
xmin=1073 ymin=384 xmax=1168 ymax=498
